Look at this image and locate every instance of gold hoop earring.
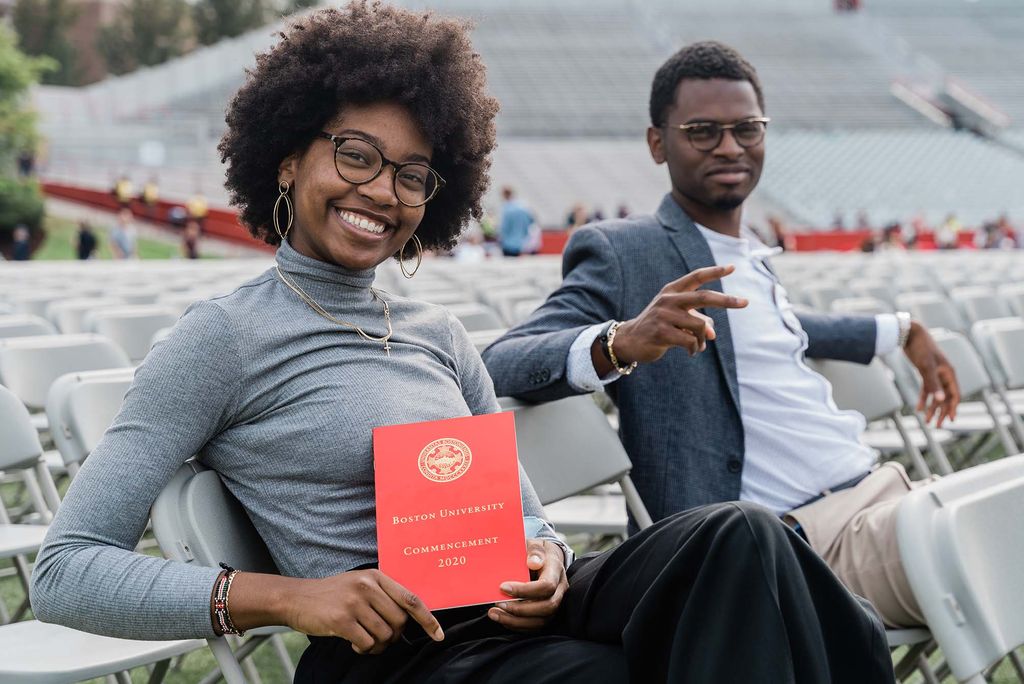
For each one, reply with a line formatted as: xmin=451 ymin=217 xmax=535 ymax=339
xmin=399 ymin=234 xmax=422 ymax=279
xmin=273 ymin=181 xmax=293 ymax=241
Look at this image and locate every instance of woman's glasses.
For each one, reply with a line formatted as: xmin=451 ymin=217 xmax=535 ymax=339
xmin=317 ymin=133 xmax=446 ymax=207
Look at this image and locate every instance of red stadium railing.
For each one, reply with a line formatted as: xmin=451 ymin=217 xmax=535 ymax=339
xmin=42 ymin=182 xmax=979 ymax=254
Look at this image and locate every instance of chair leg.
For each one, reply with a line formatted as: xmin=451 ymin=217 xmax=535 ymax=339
xmin=34 ymin=460 xmax=63 ymax=514
xmin=892 ymin=414 xmax=934 ymax=478
xmin=114 ymin=672 xmax=132 ymax=684
xmin=981 ymin=390 xmax=1019 ymax=455
xmin=916 ymin=654 xmax=941 ymax=684
xmin=1009 ymin=650 xmax=1024 ymax=680
xmin=909 ymin=411 xmax=954 ymax=474
xmin=206 ymin=637 xmax=250 ymax=684
xmin=270 ymin=633 xmax=296 ymax=681
xmin=148 ymin=658 xmax=172 ymax=684
xmin=19 ymin=469 xmax=53 ymax=523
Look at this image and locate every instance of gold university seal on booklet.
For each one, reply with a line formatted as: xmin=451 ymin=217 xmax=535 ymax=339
xmin=418 ymin=438 xmax=472 ymax=483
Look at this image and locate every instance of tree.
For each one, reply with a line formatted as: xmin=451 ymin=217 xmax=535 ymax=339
xmin=98 ymin=0 xmax=192 ymax=76
xmin=0 ymin=26 xmax=52 ymax=251
xmin=192 ymin=0 xmax=266 ymax=46
xmin=11 ymin=0 xmax=79 ymax=85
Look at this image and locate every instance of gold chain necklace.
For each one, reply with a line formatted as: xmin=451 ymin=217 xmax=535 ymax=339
xmin=275 ymin=266 xmax=393 ymax=355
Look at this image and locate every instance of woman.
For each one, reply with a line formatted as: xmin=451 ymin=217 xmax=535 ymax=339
xmin=31 ymin=4 xmax=894 ymax=682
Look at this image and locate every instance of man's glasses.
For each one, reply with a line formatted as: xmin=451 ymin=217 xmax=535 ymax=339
xmin=317 ymin=133 xmax=446 ymax=207
xmin=668 ymin=117 xmax=771 ymax=152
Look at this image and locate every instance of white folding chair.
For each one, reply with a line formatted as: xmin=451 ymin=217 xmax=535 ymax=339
xmin=0 ymin=314 xmax=57 ymax=339
xmin=830 ymin=297 xmax=893 ymax=315
xmin=895 ymin=292 xmax=966 ymax=333
xmin=499 ymin=395 xmax=654 ymax=537
xmin=949 ymin=286 xmax=1013 ymax=325
xmin=150 ymin=462 xmax=296 ymax=684
xmin=809 ymin=358 xmax=951 ymax=476
xmin=0 ymin=334 xmax=131 ymax=413
xmin=46 ymin=297 xmax=125 ymax=334
xmin=996 ymin=283 xmax=1024 ymax=318
xmin=897 ymin=454 xmax=1024 ymax=683
xmin=929 ymin=329 xmax=1022 ymax=455
xmin=45 ymin=368 xmax=136 ymax=477
xmin=468 ymin=328 xmax=508 ymax=355
xmin=81 ymin=304 xmax=179 ymax=363
xmin=445 ymin=303 xmax=505 ymax=333
xmin=0 ymin=385 xmax=51 ymax=610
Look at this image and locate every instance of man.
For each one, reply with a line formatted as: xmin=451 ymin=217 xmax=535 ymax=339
xmin=498 ymin=186 xmax=535 ymax=257
xmin=483 ymin=42 xmax=960 ymax=628
xmin=110 ymin=208 xmax=138 ymax=259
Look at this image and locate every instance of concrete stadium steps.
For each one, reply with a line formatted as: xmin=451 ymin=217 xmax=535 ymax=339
xmin=759 ymin=129 xmax=1024 ymax=227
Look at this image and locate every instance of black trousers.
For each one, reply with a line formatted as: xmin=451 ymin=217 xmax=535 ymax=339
xmin=294 ymin=502 xmax=895 ymax=683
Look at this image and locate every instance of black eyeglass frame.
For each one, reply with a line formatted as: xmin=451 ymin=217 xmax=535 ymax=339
xmin=667 ymin=117 xmax=771 ymax=152
xmin=316 ymin=132 xmax=447 ymax=207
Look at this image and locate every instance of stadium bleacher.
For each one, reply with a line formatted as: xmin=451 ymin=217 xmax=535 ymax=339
xmin=29 ymin=0 xmax=1024 ymax=228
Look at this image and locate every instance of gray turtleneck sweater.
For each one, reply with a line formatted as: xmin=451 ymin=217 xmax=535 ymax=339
xmin=31 ymin=241 xmax=552 ymax=640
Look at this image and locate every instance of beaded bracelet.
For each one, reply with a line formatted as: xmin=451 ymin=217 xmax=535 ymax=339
xmin=213 ymin=563 xmax=244 ymax=636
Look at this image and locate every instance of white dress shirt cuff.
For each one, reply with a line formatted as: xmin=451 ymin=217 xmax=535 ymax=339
xmin=567 ymin=323 xmax=619 ymax=392
xmin=874 ymin=314 xmax=900 ymax=356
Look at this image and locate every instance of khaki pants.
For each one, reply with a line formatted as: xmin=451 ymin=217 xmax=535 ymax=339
xmin=787 ymin=462 xmax=933 ymax=628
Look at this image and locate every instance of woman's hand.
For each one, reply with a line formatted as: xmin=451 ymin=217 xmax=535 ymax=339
xmin=487 ymin=539 xmax=568 ymax=631
xmin=232 ymin=569 xmax=444 ymax=655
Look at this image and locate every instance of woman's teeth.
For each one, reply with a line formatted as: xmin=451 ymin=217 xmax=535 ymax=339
xmin=337 ymin=209 xmax=386 ymax=234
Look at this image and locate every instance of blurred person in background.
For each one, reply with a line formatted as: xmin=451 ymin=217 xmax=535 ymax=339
xmin=485 ymin=40 xmax=960 ymax=631
xmin=566 ymin=202 xmax=588 ymax=232
xmin=75 ymin=221 xmax=98 ymax=260
xmin=30 ymin=7 xmax=893 ymax=682
xmin=141 ymin=177 xmax=160 ymax=221
xmin=11 ymin=225 xmax=31 ymax=260
xmin=768 ymin=215 xmax=788 ymax=251
xmin=182 ymin=219 xmax=201 ymax=260
xmin=16 ymin=148 xmax=35 ymax=177
xmin=113 ymin=174 xmax=134 ymax=209
xmin=188 ymin=191 xmax=209 ymax=229
xmin=110 ymin=208 xmax=138 ymax=259
xmin=937 ymin=212 xmax=961 ymax=249
xmin=498 ymin=186 xmax=534 ymax=256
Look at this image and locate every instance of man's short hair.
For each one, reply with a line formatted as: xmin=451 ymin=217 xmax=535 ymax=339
xmin=649 ymin=41 xmax=765 ymax=127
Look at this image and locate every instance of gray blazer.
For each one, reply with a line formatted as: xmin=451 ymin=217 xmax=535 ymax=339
xmin=483 ymin=194 xmax=877 ymax=525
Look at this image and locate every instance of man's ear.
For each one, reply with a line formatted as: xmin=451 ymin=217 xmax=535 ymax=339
xmin=647 ymin=126 xmax=666 ymax=165
xmin=278 ymin=153 xmax=298 ymax=186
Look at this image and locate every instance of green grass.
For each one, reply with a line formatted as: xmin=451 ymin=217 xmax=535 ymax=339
xmin=32 ymin=214 xmax=181 ymax=261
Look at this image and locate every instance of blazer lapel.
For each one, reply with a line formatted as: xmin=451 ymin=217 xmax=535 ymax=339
xmin=655 ymin=195 xmax=742 ymax=414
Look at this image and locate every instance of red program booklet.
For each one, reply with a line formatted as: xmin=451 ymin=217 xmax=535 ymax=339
xmin=373 ymin=412 xmax=530 ymax=610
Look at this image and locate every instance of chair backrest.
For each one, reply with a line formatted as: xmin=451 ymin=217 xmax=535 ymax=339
xmin=928 ymin=328 xmax=992 ymax=398
xmin=46 ymin=297 xmax=125 ymax=334
xmin=996 ymin=283 xmax=1024 ymax=318
xmin=446 ymin=303 xmax=504 ymax=333
xmin=45 ymin=368 xmax=136 ymax=466
xmin=897 ymin=454 xmax=1024 ymax=681
xmin=895 ymin=292 xmax=965 ymax=332
xmin=468 ymin=328 xmax=508 ymax=354
xmin=830 ymin=297 xmax=892 ymax=315
xmin=807 ymin=358 xmax=903 ymax=422
xmin=0 ymin=384 xmax=45 ymax=470
xmin=151 ymin=461 xmax=278 ymax=573
xmin=0 ymin=334 xmax=131 ymax=409
xmin=82 ymin=305 xmax=179 ymax=362
xmin=0 ymin=314 xmax=58 ymax=339
xmin=498 ymin=395 xmax=631 ymax=505
xmin=950 ymin=285 xmax=1012 ymax=324
xmin=802 ymin=283 xmax=844 ymax=312
xmin=972 ymin=318 xmax=1024 ymax=390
